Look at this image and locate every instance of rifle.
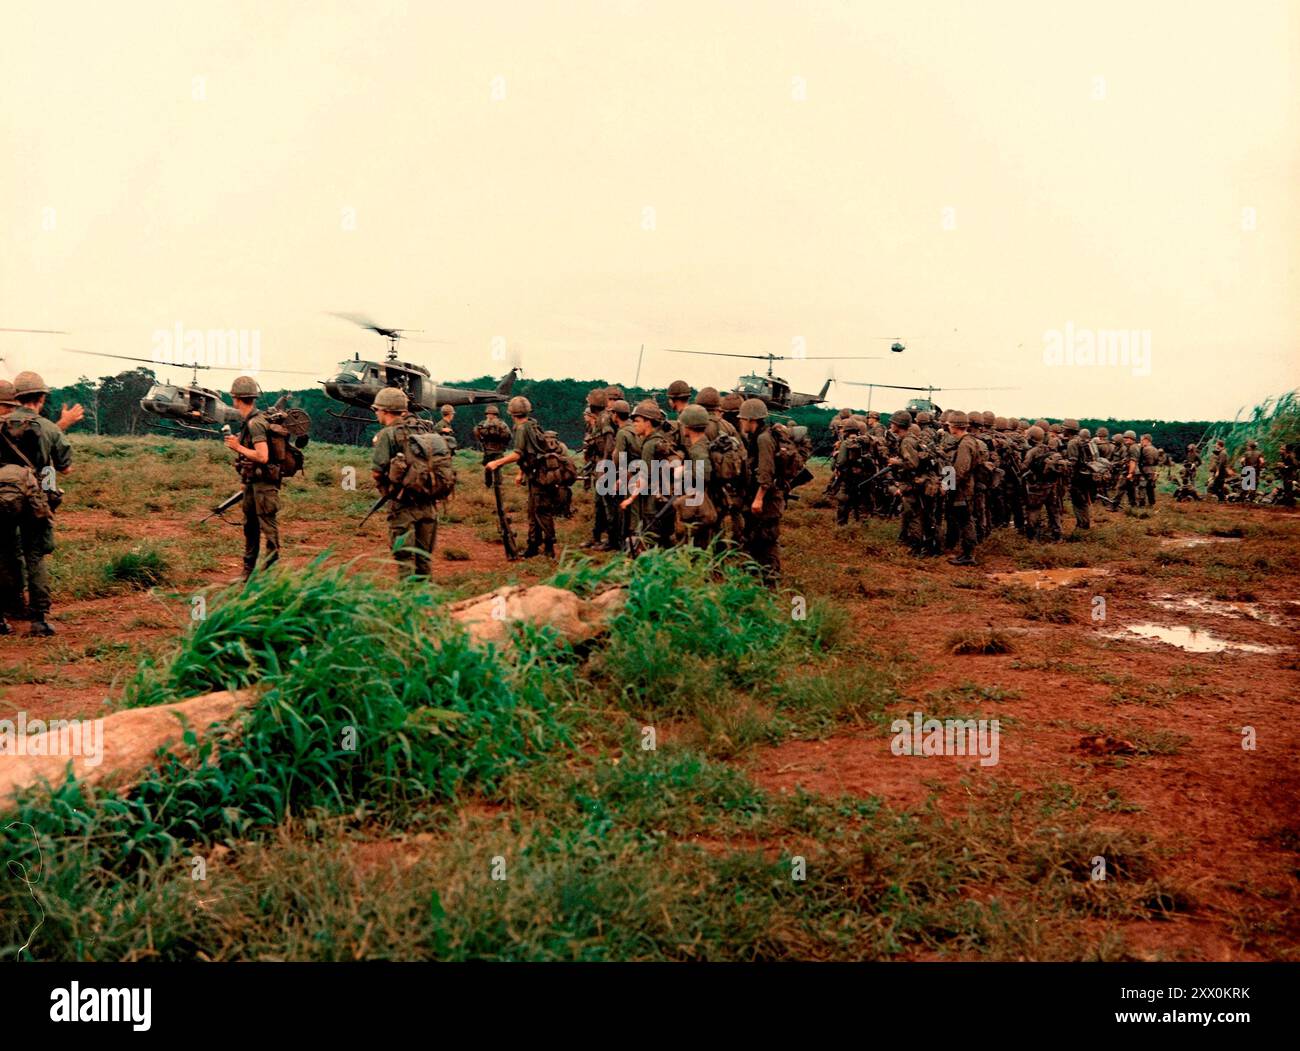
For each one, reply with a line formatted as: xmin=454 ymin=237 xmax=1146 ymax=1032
xmin=490 ymin=467 xmax=520 ymax=560
xmin=357 ymin=493 xmax=391 ymax=532
xmin=623 ymin=493 xmax=679 ymax=556
xmin=200 ymin=489 xmax=243 ymax=524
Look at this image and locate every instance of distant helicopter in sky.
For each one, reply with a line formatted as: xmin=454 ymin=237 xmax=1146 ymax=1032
xmin=662 ymin=345 xmax=895 ymax=412
xmin=322 ymin=313 xmax=518 ymax=422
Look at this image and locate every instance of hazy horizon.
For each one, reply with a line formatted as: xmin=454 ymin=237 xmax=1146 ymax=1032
xmin=2 ymin=0 xmax=1296 ymax=419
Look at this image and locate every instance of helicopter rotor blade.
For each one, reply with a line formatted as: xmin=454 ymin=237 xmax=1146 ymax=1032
xmin=61 ymin=347 xmax=178 ymax=368
xmin=663 ymin=349 xmax=880 ymax=362
xmin=0 ymin=327 xmax=69 ymax=335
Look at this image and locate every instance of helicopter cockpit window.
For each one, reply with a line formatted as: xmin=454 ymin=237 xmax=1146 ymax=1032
xmin=737 ymin=375 xmax=769 ymax=397
xmin=144 ymin=384 xmax=171 ymax=403
xmin=336 ymin=362 xmax=367 ymax=382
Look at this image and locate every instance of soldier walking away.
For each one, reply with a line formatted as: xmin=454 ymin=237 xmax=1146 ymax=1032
xmin=1112 ymin=431 xmax=1141 ymax=509
xmin=486 ymin=396 xmax=573 ymax=558
xmin=1240 ymin=440 xmax=1266 ymax=503
xmin=472 ymin=404 xmax=512 ymax=483
xmin=372 ymin=386 xmax=452 ymax=580
xmin=944 ymin=411 xmax=981 ymax=565
xmin=223 ymin=376 xmax=282 ymax=580
xmin=1206 ymin=439 xmax=1231 ymax=502
xmin=1061 ymin=419 xmax=1093 ymax=530
xmin=674 ymin=404 xmax=717 ymax=549
xmin=580 ymin=388 xmax=618 ymax=549
xmin=737 ymin=397 xmax=786 ymax=586
xmin=696 ymin=387 xmax=745 ymax=545
xmin=1020 ymin=425 xmax=1063 ymax=542
xmin=663 ymin=379 xmax=693 ymax=454
xmin=1277 ymin=443 xmax=1297 ymax=508
xmin=1138 ymin=433 xmax=1161 ymax=506
xmin=0 ymin=371 xmax=73 ymax=636
xmin=831 ymin=416 xmax=872 ymax=525
xmin=887 ymin=409 xmax=927 ymax=553
xmin=1177 ymin=442 xmax=1202 ymax=501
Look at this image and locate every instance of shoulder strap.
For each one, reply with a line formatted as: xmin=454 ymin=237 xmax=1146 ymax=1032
xmin=1 ymin=426 xmax=37 ymax=472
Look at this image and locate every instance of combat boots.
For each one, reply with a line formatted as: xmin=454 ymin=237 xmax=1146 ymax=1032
xmin=0 ymin=616 xmax=11 ymax=636
xmin=28 ymin=617 xmax=55 ymax=637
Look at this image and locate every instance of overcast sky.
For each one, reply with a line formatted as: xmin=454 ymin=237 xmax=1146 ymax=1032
xmin=2 ymin=0 xmax=1295 ymax=419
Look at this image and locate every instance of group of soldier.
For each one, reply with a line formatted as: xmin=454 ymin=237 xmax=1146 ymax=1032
xmin=4 ymin=367 xmax=1298 ymax=637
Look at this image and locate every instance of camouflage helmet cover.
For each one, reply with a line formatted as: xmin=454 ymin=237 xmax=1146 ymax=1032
xmin=720 ymin=392 xmax=743 ymax=411
xmin=666 ymin=379 xmax=692 ymax=399
xmin=1095 ymin=426 xmax=1109 ymax=437
xmin=484 ymin=404 xmax=500 ymax=415
xmin=631 ymin=398 xmax=664 ymax=421
xmin=0 ymin=379 xmax=17 ymax=406
xmin=739 ymin=397 xmax=769 ymax=420
xmin=679 ymin=404 xmax=709 ymax=429
xmin=508 ymin=395 xmax=532 ymax=415
xmin=587 ymin=388 xmax=608 ymax=409
xmin=1026 ymin=425 xmax=1045 ymax=442
xmin=948 ymin=410 xmax=970 ymax=428
xmin=609 ymin=399 xmax=631 ymax=415
xmin=229 ymin=375 xmax=260 ymax=398
xmin=890 ymin=409 xmax=912 ymax=428
xmin=696 ymin=386 xmax=721 ymax=409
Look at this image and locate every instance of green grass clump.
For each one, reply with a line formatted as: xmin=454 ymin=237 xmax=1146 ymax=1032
xmin=597 ymin=548 xmax=795 ymax=711
xmin=103 ymin=547 xmax=169 ymax=588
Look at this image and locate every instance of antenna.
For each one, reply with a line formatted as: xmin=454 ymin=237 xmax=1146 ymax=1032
xmin=634 ymin=343 xmax=644 ymax=388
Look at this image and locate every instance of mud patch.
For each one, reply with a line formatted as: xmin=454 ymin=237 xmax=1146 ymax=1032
xmin=1103 ymin=622 xmax=1286 ymax=655
xmin=987 ymin=567 xmax=1110 ymax=590
xmin=1151 ymin=595 xmax=1282 ymax=625
xmin=1159 ymin=536 xmax=1243 ymax=549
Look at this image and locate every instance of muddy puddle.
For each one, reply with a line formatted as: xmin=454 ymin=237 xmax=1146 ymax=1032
xmin=1103 ymin=622 xmax=1286 ymax=655
xmin=1151 ymin=595 xmax=1283 ymax=625
xmin=1159 ymin=535 xmax=1243 ymax=549
xmin=989 ymin=567 xmax=1111 ymax=590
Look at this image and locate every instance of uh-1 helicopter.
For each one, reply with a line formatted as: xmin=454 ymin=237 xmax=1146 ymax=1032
xmin=837 ymin=378 xmax=1019 ymax=416
xmin=323 ymin=313 xmax=519 ymax=422
xmin=61 ymin=348 xmax=318 ymax=434
xmin=662 ymin=345 xmax=898 ymax=413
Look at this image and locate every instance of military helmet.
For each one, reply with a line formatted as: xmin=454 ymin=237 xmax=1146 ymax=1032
xmin=679 ymin=404 xmax=709 ymax=429
xmin=1141 ymin=432 xmax=1152 ymax=441
xmin=1124 ymin=429 xmax=1137 ymax=440
xmin=1079 ymin=428 xmax=1091 ymax=440
xmin=1049 ymin=422 xmax=1063 ymax=433
xmin=837 ymin=407 xmax=851 ymax=419
xmin=982 ymin=411 xmax=995 ymax=426
xmin=1034 ymin=419 xmax=1050 ymax=430
xmin=1027 ymin=425 xmax=1045 ymax=442
xmin=604 ymin=386 xmax=624 ymax=401
xmin=916 ymin=411 xmax=932 ymax=424
xmin=229 ymin=375 xmax=260 ymax=398
xmin=484 ymin=404 xmax=500 ymax=415
xmin=720 ymin=392 xmax=743 ymax=412
xmin=1096 ymin=426 xmax=1109 ymax=438
xmin=949 ymin=410 xmax=970 ymax=428
xmin=1062 ymin=418 xmax=1079 ymax=433
xmin=666 ymin=379 xmax=692 ymax=399
xmin=739 ymin=398 xmax=768 ymax=420
xmin=0 ymin=379 xmax=18 ymax=406
xmin=846 ymin=417 xmax=868 ymax=434
xmin=631 ymin=399 xmax=664 ymax=422
xmin=373 ymin=386 xmax=409 ymax=412
xmin=867 ymin=410 xmax=880 ymax=419
xmin=508 ymin=395 xmax=532 ymax=415
xmin=696 ymin=386 xmax=721 ymax=409
xmin=13 ymin=371 xmax=51 ymax=397
xmin=587 ymin=388 xmax=608 ymax=409
xmin=994 ymin=416 xmax=1008 ymax=431
xmin=441 ymin=403 xmax=455 ymax=416
xmin=610 ymin=399 xmax=631 ymax=416
xmin=890 ymin=409 xmax=911 ymax=428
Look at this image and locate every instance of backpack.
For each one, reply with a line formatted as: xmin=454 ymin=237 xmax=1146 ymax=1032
xmin=391 ymin=421 xmax=456 ymax=499
xmin=708 ymin=433 xmax=747 ymax=482
xmin=0 ymin=418 xmax=54 ymax=519
xmin=261 ymin=407 xmax=311 ymax=479
xmin=1083 ymin=439 xmax=1112 ymax=481
xmin=530 ymin=425 xmax=578 ymax=488
xmin=769 ymin=423 xmax=808 ymax=487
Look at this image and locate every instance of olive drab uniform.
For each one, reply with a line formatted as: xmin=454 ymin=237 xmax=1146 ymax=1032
xmin=436 ymin=409 xmax=459 ymax=454
xmin=1115 ymin=442 xmax=1141 ymax=508
xmin=0 ymin=406 xmax=71 ymax=623
xmin=473 ymin=411 xmax=513 ymax=484
xmin=676 ymin=435 xmax=716 ymax=549
xmin=372 ymin=413 xmax=442 ymax=579
xmin=833 ymin=427 xmax=872 ymax=525
xmin=1021 ymin=440 xmax=1062 ymax=541
xmin=1278 ymin=446 xmax=1297 ymax=507
xmin=1139 ymin=442 xmax=1161 ymax=506
xmin=1240 ymin=446 xmax=1266 ymax=503
xmin=513 ymin=415 xmax=563 ymax=555
xmin=704 ymin=411 xmax=746 ymax=543
xmin=1207 ymin=446 xmax=1230 ymax=502
xmin=945 ymin=431 xmax=981 ymax=563
xmin=632 ymin=427 xmax=678 ymax=550
xmin=895 ymin=429 xmax=927 ymax=552
xmin=237 ymin=408 xmax=281 ymax=578
xmin=612 ymin=418 xmax=643 ymax=546
xmin=741 ymin=423 xmax=785 ymax=584
xmin=1064 ymin=433 xmax=1093 ymax=529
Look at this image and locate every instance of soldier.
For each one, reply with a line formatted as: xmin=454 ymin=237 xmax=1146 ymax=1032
xmin=1240 ymin=440 xmax=1266 ymax=503
xmin=1138 ymin=433 xmax=1161 ymax=506
xmin=696 ymin=387 xmax=745 ymax=543
xmin=1112 ymin=430 xmax=1140 ymax=509
xmin=664 ymin=379 xmax=692 ymax=452
xmin=887 ymin=409 xmax=927 ymax=554
xmin=720 ymin=392 xmax=743 ymax=432
xmin=222 ymin=376 xmax=281 ymax=580
xmin=828 ymin=407 xmax=853 ymax=445
xmin=1276 ymin=443 xmax=1297 ymax=508
xmin=472 ymin=404 xmax=513 ymax=485
xmin=675 ymin=404 xmax=717 ymax=549
xmin=371 ymin=386 xmax=445 ymax=580
xmin=580 ymin=388 xmax=614 ymax=549
xmin=832 ymin=417 xmax=872 ymax=525
xmin=941 ymin=411 xmax=982 ymax=564
xmin=619 ymin=400 xmax=677 ymax=551
xmin=436 ymin=403 xmax=459 ymax=453
xmin=1207 ymin=439 xmax=1230 ymax=502
xmin=0 ymin=372 xmax=74 ymax=636
xmin=1093 ymin=426 xmax=1115 ymax=505
xmin=609 ymin=399 xmax=638 ymax=547
xmin=737 ymin=398 xmax=785 ymax=585
xmin=1020 ymin=425 xmax=1062 ymax=542
xmin=1061 ymin=419 xmax=1093 ymax=530
xmin=486 ymin=395 xmax=562 ymax=558
xmin=1181 ymin=443 xmax=1201 ymax=488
